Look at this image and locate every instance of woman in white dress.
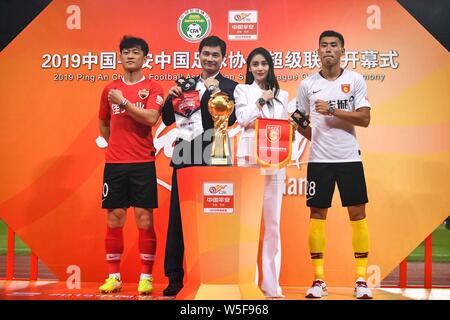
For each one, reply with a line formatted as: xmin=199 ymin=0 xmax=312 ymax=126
xmin=234 ymin=47 xmax=292 ymax=298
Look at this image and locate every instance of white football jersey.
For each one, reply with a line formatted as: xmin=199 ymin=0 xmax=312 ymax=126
xmin=296 ymin=69 xmax=371 ymax=163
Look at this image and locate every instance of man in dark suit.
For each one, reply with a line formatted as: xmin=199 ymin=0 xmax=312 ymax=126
xmin=161 ymin=36 xmax=238 ymax=296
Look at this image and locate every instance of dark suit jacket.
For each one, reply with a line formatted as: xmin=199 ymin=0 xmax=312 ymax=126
xmin=162 ymin=73 xmax=238 ymax=169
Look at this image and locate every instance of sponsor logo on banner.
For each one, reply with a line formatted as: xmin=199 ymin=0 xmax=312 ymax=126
xmin=178 ymin=8 xmax=211 ymax=43
xmin=138 ymin=88 xmax=149 ymax=99
xmin=228 ymin=10 xmax=258 ymax=40
xmin=203 ymin=182 xmax=234 ymax=214
xmin=341 ymin=84 xmax=351 ymax=93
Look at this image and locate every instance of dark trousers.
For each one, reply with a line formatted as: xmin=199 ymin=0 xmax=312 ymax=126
xmin=164 ymin=168 xmax=184 ymax=283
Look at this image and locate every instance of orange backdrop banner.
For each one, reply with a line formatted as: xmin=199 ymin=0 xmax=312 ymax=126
xmin=0 ymin=0 xmax=448 ymax=287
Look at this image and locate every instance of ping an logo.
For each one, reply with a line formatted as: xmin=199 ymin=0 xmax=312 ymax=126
xmin=208 ymin=184 xmax=227 ymax=194
xmin=203 ymin=182 xmax=234 ymax=214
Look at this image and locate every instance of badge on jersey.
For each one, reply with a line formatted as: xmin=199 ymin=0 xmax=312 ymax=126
xmin=156 ymin=95 xmax=164 ymax=106
xmin=138 ymin=88 xmax=150 ymax=99
xmin=255 ymin=118 xmax=292 ymax=168
xmin=341 ymin=84 xmax=351 ymax=93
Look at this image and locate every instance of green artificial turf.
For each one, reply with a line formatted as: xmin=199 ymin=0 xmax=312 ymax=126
xmin=407 ymin=224 xmax=450 ymax=262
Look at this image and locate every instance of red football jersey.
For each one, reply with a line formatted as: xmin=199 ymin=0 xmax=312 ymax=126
xmin=99 ymin=77 xmax=164 ymax=163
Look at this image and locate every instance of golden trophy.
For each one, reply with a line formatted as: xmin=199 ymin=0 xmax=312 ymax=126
xmin=208 ymin=92 xmax=235 ymax=165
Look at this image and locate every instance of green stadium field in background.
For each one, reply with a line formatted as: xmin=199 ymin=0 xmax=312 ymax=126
xmin=0 ymin=220 xmax=31 ymax=255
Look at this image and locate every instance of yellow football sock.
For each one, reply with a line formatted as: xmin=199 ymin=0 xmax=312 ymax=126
xmin=351 ymin=218 xmax=370 ymax=280
xmin=309 ymin=218 xmax=326 ymax=280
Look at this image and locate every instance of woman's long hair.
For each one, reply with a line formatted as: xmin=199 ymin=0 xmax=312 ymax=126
xmin=245 ymin=47 xmax=280 ymax=99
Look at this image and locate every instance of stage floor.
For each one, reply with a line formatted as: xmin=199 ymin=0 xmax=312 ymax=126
xmin=1 ymin=280 xmax=449 ymax=300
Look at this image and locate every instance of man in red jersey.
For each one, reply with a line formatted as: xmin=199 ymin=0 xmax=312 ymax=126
xmin=97 ymin=36 xmax=163 ymax=295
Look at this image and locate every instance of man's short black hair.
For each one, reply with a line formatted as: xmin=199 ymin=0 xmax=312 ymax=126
xmin=319 ymin=30 xmax=344 ymax=47
xmin=119 ymin=36 xmax=149 ymax=56
xmin=199 ymin=35 xmax=226 ymax=57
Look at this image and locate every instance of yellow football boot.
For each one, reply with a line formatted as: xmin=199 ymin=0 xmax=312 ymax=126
xmin=99 ymin=277 xmax=122 ymax=294
xmin=138 ymin=277 xmax=153 ymax=295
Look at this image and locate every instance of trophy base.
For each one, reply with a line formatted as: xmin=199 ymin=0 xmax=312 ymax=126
xmin=211 ymin=157 xmax=232 ymax=166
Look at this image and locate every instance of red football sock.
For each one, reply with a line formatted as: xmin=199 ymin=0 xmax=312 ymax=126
xmin=105 ymin=226 xmax=124 ymax=275
xmin=138 ymin=227 xmax=157 ymax=275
